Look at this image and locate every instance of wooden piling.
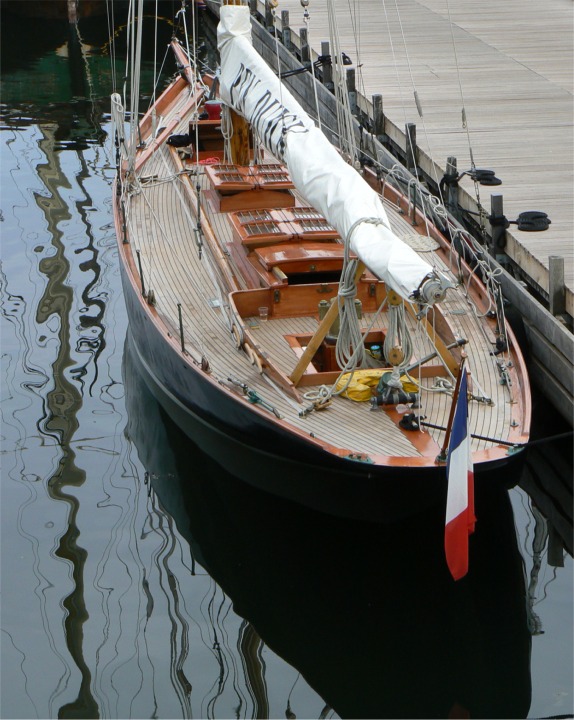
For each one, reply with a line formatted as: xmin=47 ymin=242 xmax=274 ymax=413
xmin=372 ymin=94 xmax=384 ymax=138
xmin=264 ymin=0 xmax=274 ymax=31
xmin=405 ymin=122 xmax=416 ymax=172
xmin=445 ymin=156 xmax=458 ymax=212
xmin=549 ymin=255 xmax=566 ymax=317
xmin=281 ymin=10 xmax=291 ymax=50
xmin=490 ymin=193 xmax=506 ymax=256
xmin=321 ymin=41 xmax=333 ymax=88
xmin=347 ymin=67 xmax=357 ymax=116
xmin=300 ymin=27 xmax=310 ymax=63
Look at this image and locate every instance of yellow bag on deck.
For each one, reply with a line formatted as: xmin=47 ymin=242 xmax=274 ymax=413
xmin=335 ymin=368 xmax=418 ymax=402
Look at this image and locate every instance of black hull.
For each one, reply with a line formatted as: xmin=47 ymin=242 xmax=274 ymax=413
xmin=124 ymin=351 xmax=533 ymax=719
xmin=121 ymin=262 xmax=526 ymax=523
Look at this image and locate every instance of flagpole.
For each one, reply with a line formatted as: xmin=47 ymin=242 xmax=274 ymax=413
xmin=438 ymin=357 xmax=466 ymax=463
xmin=443 ymin=356 xmax=475 ymax=581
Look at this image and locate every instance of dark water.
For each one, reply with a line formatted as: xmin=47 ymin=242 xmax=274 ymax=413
xmin=1 ymin=7 xmax=572 ymax=719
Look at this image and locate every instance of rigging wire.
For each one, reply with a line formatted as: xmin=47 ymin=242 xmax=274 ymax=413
xmin=346 ymin=0 xmax=363 ymax=94
xmin=106 ymin=0 xmax=118 ymax=94
xmin=300 ymin=1 xmax=323 ymax=131
xmin=375 ymin=0 xmax=447 ymax=222
xmin=326 ymin=0 xmax=357 ymax=163
xmin=372 ymin=0 xmax=496 ymax=295
xmin=379 ymin=0 xmax=409 ymax=146
xmin=444 ymin=0 xmax=475 ymax=168
xmin=270 ymin=1 xmax=287 ymax=139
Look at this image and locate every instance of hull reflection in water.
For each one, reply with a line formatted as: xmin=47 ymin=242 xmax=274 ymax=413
xmin=124 ymin=333 xmax=532 ymax=719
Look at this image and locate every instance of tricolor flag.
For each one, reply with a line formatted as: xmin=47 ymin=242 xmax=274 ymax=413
xmin=445 ymin=369 xmax=475 ymax=580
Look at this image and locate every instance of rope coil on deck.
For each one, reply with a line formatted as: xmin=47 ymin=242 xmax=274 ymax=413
xmin=336 ymin=217 xmax=388 ymax=372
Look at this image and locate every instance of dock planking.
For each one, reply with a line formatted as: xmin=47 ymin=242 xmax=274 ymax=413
xmin=259 ymin=0 xmax=573 ymax=318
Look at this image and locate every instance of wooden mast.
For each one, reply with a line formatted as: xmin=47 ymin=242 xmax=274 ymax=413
xmin=224 ymin=0 xmax=251 ymax=166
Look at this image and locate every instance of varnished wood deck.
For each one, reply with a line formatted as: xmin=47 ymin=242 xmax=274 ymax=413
xmin=123 ymin=110 xmax=525 ymax=463
xmin=258 ymin=0 xmax=573 ymax=316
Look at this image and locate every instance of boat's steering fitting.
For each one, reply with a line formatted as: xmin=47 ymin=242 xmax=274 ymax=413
xmin=414 ymin=271 xmax=455 ymax=306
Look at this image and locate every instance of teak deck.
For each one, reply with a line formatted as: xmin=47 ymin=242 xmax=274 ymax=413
xmin=123 ymin=84 xmax=528 ymax=465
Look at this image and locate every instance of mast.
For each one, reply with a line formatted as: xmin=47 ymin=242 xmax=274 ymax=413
xmin=223 ymin=0 xmax=251 ymax=165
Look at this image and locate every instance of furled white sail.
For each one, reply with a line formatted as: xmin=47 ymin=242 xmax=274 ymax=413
xmin=217 ymin=5 xmax=439 ymax=302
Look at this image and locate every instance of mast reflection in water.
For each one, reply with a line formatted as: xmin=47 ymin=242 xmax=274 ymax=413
xmin=123 ymin=334 xmax=532 ymax=719
xmin=1 ymin=4 xmax=570 ymax=718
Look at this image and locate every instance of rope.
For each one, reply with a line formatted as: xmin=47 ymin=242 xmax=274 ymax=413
xmin=336 ymin=259 xmax=367 ymax=369
xmin=335 ymin=217 xmax=387 ymax=372
xmin=221 ymin=105 xmax=233 ymax=163
xmin=111 ymin=92 xmax=127 ymax=161
xmin=384 ymin=302 xmax=414 ymax=378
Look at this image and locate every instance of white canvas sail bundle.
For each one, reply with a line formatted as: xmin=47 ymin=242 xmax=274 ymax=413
xmin=217 ymin=5 xmax=439 ymax=302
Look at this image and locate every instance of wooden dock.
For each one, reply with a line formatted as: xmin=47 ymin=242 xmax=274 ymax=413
xmin=269 ymin=0 xmax=573 ymax=317
xmin=205 ymin=0 xmax=573 ymax=423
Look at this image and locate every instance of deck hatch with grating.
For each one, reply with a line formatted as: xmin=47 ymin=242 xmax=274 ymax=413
xmin=243 ymin=221 xmax=284 ymax=237
xmin=218 ymin=172 xmax=245 ymax=183
xmin=258 ymin=164 xmax=284 ymax=173
xmin=259 ymin=173 xmax=290 ymax=183
xmin=298 ymin=218 xmax=335 ymax=232
xmin=290 ymin=207 xmax=325 ymax=220
xmin=236 ymin=210 xmax=273 ymax=223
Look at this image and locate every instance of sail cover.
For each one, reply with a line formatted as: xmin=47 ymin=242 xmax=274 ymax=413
xmin=217 ymin=5 xmax=435 ymax=300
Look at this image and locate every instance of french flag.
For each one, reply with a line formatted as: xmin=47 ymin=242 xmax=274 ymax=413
xmin=445 ymin=369 xmax=475 ymax=580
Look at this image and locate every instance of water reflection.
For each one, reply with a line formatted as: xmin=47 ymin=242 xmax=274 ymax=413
xmin=0 ymin=5 xmax=571 ymax=718
xmin=0 ymin=5 xmax=178 ymax=142
xmin=33 ymin=123 xmax=100 ymax=717
xmin=123 ymin=336 xmax=533 ymax=719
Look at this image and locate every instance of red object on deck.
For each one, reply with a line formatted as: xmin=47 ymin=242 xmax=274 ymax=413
xmin=205 ymin=101 xmax=222 ymax=120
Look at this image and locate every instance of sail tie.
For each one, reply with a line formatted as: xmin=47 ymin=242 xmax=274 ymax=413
xmin=346 ymin=216 xmax=386 ymax=245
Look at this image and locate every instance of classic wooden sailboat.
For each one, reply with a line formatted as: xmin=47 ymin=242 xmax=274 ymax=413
xmin=112 ymin=0 xmax=530 ymax=521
